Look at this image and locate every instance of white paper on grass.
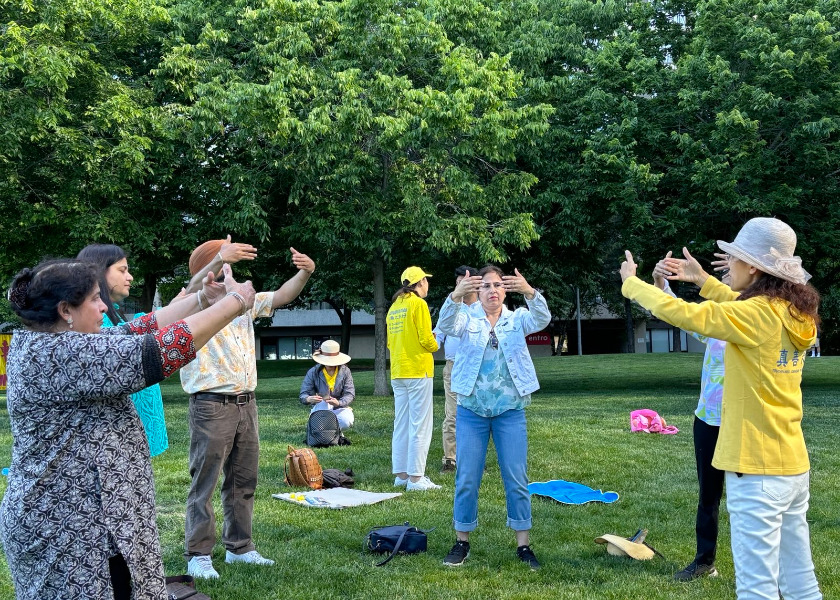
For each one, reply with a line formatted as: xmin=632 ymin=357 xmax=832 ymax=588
xmin=272 ymin=488 xmax=402 ymax=509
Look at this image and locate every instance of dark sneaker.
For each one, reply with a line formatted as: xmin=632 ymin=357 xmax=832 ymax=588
xmin=441 ymin=459 xmax=456 ymax=472
xmin=516 ymin=545 xmax=540 ymax=570
xmin=674 ymin=560 xmax=718 ymax=581
xmin=443 ymin=541 xmax=470 ymax=566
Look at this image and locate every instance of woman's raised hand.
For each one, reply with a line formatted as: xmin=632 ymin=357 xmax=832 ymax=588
xmin=620 ymin=251 xmax=637 ymax=282
xmin=502 ymin=268 xmax=536 ymax=299
xmin=221 ymin=264 xmax=256 ymax=311
xmin=711 ymin=252 xmax=730 ymax=273
xmin=451 ymin=270 xmax=481 ymax=302
xmin=652 ymin=251 xmax=673 ymax=290
xmin=219 ymin=234 xmax=258 ymax=265
xmin=662 ymin=247 xmax=710 ymax=286
xmin=201 ymin=270 xmax=227 ymax=306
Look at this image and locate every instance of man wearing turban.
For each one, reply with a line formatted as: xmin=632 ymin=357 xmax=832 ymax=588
xmin=180 ymin=236 xmax=315 ymax=580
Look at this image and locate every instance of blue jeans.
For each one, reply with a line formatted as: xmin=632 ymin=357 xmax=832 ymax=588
xmin=453 ymin=405 xmax=531 ymax=532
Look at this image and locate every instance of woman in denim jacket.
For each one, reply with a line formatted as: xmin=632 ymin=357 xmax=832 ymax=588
xmin=436 ymin=265 xmax=551 ymax=570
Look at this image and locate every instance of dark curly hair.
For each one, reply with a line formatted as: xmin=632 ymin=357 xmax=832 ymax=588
xmin=7 ymin=260 xmax=99 ymax=331
xmin=738 ymin=274 xmax=821 ymax=326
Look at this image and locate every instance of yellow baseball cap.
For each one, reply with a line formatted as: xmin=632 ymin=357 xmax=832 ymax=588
xmin=400 ymin=266 xmax=432 ymax=285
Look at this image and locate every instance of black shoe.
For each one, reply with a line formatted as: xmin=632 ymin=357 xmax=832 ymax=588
xmin=516 ymin=545 xmax=540 ymax=570
xmin=441 ymin=459 xmax=456 ymax=472
xmin=674 ymin=560 xmax=718 ymax=581
xmin=443 ymin=540 xmax=470 ymax=566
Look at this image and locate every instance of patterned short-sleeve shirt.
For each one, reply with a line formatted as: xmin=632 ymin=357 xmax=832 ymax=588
xmin=180 ymin=292 xmax=275 ymax=394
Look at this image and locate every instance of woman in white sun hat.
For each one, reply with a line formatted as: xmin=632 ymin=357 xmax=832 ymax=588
xmin=387 ymin=266 xmax=440 ymax=492
xmin=299 ymin=339 xmax=355 ymax=430
xmin=621 ymin=217 xmax=822 ymax=600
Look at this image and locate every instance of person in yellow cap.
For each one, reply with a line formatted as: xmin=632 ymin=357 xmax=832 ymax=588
xmin=387 ymin=266 xmax=440 ymax=491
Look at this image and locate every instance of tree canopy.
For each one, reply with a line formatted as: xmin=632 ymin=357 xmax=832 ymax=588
xmin=2 ymin=0 xmax=839 ymax=354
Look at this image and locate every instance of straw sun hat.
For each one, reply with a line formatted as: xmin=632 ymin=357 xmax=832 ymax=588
xmin=595 ymin=530 xmax=656 ymax=561
xmin=717 ymin=217 xmax=811 ymax=285
xmin=312 ymin=340 xmax=351 ymax=367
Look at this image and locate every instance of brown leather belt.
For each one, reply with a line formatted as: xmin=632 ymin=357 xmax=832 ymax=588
xmin=191 ymin=391 xmax=254 ymax=405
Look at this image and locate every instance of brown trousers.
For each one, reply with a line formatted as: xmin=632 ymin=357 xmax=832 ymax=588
xmin=185 ymin=396 xmax=259 ymax=558
xmin=442 ymin=360 xmax=457 ymax=463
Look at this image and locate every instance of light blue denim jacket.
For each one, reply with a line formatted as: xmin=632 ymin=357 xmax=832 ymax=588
xmin=436 ymin=291 xmax=551 ymax=397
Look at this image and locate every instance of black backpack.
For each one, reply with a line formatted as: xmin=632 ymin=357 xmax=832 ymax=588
xmin=307 ymin=410 xmax=342 ymax=447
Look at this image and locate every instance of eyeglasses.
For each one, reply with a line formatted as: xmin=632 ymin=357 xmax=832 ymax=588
xmin=489 ymin=330 xmax=499 ymax=350
xmin=479 ymin=282 xmax=504 ymax=291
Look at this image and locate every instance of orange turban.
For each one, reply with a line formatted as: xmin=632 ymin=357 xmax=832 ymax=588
xmin=189 ymin=239 xmax=226 ymax=276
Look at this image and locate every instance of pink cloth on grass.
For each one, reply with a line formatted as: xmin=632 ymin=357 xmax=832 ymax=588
xmin=630 ymin=409 xmax=678 ymax=434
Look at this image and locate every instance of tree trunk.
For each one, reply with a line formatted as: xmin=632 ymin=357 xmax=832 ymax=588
xmin=325 ymin=299 xmax=353 ymax=353
xmin=141 ymin=273 xmax=157 ymax=313
xmin=624 ymin=297 xmax=635 ymax=353
xmin=372 ymin=255 xmax=390 ymax=396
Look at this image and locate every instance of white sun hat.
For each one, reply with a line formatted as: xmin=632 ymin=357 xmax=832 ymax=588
xmin=717 ymin=217 xmax=811 ymax=285
xmin=312 ymin=340 xmax=351 ymax=366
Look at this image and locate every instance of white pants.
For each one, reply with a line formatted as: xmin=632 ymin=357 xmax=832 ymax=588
xmin=726 ymin=471 xmax=822 ymax=600
xmin=309 ymin=401 xmax=354 ymax=431
xmin=391 ymin=377 xmax=434 ymax=477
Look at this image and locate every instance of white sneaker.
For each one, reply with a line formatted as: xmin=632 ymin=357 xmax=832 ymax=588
xmin=225 ymin=550 xmax=275 ymax=566
xmin=394 ymin=476 xmax=409 ymax=487
xmin=407 ymin=476 xmax=441 ymax=491
xmin=187 ymin=555 xmax=219 ymax=579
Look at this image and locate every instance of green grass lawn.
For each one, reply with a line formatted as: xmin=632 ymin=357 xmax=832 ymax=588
xmin=1 ymin=354 xmax=838 ymax=599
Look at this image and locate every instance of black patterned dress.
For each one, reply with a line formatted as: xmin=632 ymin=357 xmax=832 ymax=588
xmin=0 ymin=315 xmax=195 ymax=599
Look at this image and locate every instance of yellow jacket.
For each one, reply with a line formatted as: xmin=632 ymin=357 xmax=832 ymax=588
xmin=622 ymin=276 xmax=816 ymax=475
xmin=387 ymin=293 xmax=439 ymax=379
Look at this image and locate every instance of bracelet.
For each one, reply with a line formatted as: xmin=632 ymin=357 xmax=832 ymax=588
xmin=226 ymin=291 xmax=247 ymax=315
xmin=217 ymin=251 xmax=225 ymax=264
xmin=196 ymin=290 xmax=206 ymax=311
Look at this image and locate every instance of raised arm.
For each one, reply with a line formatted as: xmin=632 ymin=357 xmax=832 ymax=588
xmin=438 ymin=270 xmax=482 ymax=336
xmin=502 ymin=268 xmax=550 ymax=334
xmin=70 ymin=267 xmax=256 ymax=400
xmin=185 ymin=235 xmax=257 ymax=294
xmin=621 ymin=251 xmax=768 ymax=347
xmin=272 ymin=247 xmax=315 ymax=309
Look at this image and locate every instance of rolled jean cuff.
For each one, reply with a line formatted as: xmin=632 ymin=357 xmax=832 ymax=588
xmin=507 ymin=517 xmax=532 ymax=531
xmin=453 ymin=518 xmax=478 ymax=532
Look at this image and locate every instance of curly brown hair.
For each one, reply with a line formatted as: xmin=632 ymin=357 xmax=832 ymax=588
xmin=738 ymin=275 xmax=820 ymax=326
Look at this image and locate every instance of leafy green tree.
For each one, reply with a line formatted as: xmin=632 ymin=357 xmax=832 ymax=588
xmin=660 ymin=0 xmax=840 ymax=346
xmin=156 ymin=0 xmax=552 ymax=393
xmin=0 ymin=0 xmax=220 ymax=310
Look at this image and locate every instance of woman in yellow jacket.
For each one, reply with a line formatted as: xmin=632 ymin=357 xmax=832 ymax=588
xmin=621 ymin=217 xmax=822 ymax=600
xmin=387 ymin=266 xmax=440 ymax=491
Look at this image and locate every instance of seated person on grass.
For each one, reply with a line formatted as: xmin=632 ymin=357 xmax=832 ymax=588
xmin=299 ymin=339 xmax=355 ymax=430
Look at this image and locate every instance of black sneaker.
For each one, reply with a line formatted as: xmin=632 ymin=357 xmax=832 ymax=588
xmin=674 ymin=560 xmax=718 ymax=581
xmin=443 ymin=540 xmax=470 ymax=566
xmin=441 ymin=459 xmax=456 ymax=472
xmin=516 ymin=545 xmax=540 ymax=570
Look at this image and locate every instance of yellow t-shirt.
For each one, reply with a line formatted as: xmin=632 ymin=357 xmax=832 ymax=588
xmin=387 ymin=293 xmax=439 ymax=379
xmin=323 ymin=368 xmax=338 ymax=393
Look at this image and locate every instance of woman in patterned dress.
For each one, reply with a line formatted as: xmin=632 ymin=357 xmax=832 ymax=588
xmin=1 ymin=259 xmax=254 ymax=600
xmin=77 ymin=244 xmax=169 ymax=457
xmin=435 ymin=265 xmax=551 ymax=570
